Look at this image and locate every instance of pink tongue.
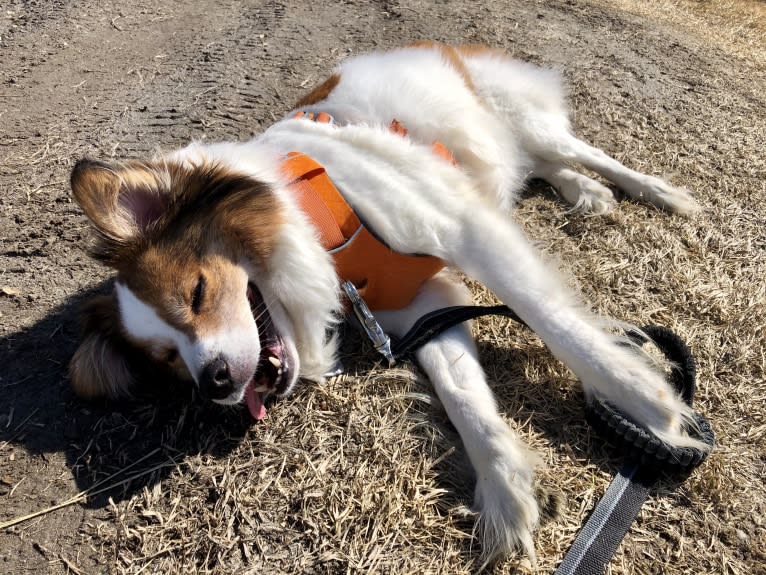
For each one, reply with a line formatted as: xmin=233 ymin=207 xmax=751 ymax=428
xmin=245 ymin=383 xmax=267 ymax=420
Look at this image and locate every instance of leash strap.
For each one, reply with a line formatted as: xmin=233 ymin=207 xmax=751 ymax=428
xmin=553 ymin=462 xmax=652 ymax=575
xmin=391 ymin=304 xmax=525 ymax=360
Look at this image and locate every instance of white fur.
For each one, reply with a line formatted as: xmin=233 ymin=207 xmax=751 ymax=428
xmin=376 ymin=273 xmax=542 ymax=564
xmin=115 ymin=281 xmax=196 ymax=369
xmin=146 ymin=45 xmax=705 ymax=560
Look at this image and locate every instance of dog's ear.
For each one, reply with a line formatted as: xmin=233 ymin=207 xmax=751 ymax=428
xmin=69 ymin=293 xmax=136 ymax=400
xmin=70 ymin=159 xmax=168 ymax=265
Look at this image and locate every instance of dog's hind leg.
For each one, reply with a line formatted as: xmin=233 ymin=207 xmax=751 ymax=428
xmin=534 ymin=133 xmax=699 ymax=214
xmin=376 ymin=272 xmax=543 ymax=563
xmin=459 ymin=51 xmax=697 ymax=214
xmin=532 ymin=159 xmax=616 ymax=214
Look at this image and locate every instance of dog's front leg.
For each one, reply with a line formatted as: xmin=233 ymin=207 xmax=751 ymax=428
xmin=376 ymin=272 xmax=541 ymax=563
xmin=438 ymin=207 xmax=708 ymax=453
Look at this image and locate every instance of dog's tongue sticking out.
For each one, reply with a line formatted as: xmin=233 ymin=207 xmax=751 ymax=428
xmin=245 ymin=383 xmax=267 ymax=420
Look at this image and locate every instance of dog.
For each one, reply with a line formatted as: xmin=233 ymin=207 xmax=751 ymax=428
xmin=68 ymin=43 xmax=709 ymax=562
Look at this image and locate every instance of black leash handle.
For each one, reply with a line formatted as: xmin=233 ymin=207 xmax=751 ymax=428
xmin=586 ymin=325 xmax=714 ymax=472
xmin=394 ymin=307 xmax=714 ymax=469
xmin=558 ymin=325 xmax=714 ymax=575
xmin=392 ymin=307 xmax=714 ymax=470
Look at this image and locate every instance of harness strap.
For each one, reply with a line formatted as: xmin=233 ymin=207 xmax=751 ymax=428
xmin=391 ymin=304 xmax=524 ymax=360
xmin=293 ymin=110 xmax=458 ymax=166
xmin=281 ymin=146 xmax=444 ymax=311
xmin=282 ymin=152 xmax=361 ymax=251
xmin=388 ymin=118 xmax=457 ymax=165
xmin=284 ymin=111 xmax=455 ymax=299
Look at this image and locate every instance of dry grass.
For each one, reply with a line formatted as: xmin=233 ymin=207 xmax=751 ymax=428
xmin=594 ymin=0 xmax=766 ymax=68
xmin=83 ymin=374 xmax=483 ymax=573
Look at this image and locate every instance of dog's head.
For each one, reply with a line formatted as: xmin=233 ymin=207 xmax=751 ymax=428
xmin=69 ymin=156 xmax=337 ymax=419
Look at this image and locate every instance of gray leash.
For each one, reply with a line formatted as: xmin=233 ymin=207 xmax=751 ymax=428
xmin=554 ymin=462 xmax=650 ymax=575
xmin=555 ymin=325 xmax=713 ymax=574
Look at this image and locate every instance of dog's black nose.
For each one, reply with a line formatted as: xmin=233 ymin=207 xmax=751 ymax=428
xmin=199 ymin=356 xmax=235 ymax=400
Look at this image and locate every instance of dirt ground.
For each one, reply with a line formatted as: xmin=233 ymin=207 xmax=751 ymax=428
xmin=1 ymin=0 xmax=764 ymax=573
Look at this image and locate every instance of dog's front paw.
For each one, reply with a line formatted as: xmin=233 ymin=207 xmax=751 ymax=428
xmin=473 ymin=450 xmax=541 ymax=564
xmin=576 ymin=337 xmax=710 ymax=453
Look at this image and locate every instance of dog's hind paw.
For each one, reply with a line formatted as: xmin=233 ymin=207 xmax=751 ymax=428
xmin=540 ymin=164 xmax=618 ymax=215
xmin=566 ymin=177 xmax=617 ymax=215
xmin=633 ymin=175 xmax=700 ymax=215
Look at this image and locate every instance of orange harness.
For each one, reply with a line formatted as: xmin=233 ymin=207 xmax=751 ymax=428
xmin=283 ymin=113 xmax=451 ymax=311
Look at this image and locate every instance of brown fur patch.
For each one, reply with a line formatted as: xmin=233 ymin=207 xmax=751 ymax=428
xmin=122 ymin=248 xmax=251 ymax=342
xmin=456 ymin=44 xmax=507 ymax=59
xmin=72 ymin=159 xmax=283 ymax=268
xmin=409 ymin=40 xmax=477 ymax=94
xmin=71 ymin=159 xmax=173 ymax=253
xmin=295 ymin=73 xmax=340 ymax=107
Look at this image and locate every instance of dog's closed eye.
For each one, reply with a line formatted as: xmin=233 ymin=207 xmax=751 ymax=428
xmin=191 ymin=274 xmax=206 ymax=314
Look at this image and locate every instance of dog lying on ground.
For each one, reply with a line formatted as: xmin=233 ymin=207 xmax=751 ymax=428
xmin=68 ymin=43 xmax=709 ymax=561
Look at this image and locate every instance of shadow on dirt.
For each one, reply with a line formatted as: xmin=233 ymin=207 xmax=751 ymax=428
xmin=0 ymin=280 xmax=251 ymax=508
xmin=0 ymin=263 xmax=673 ymax=523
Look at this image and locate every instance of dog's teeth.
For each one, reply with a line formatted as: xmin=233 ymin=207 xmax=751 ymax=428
xmin=253 ymin=385 xmax=269 ymax=392
xmin=268 ymin=356 xmax=281 ymax=368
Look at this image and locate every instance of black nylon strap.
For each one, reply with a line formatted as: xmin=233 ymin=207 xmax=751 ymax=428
xmin=391 ymin=304 xmax=525 ymax=360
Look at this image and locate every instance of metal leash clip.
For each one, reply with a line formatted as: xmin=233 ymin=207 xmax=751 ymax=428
xmin=341 ymin=281 xmax=395 ymax=366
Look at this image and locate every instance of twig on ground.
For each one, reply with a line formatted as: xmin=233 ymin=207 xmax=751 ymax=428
xmin=0 ymin=448 xmax=175 ymax=530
